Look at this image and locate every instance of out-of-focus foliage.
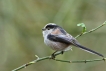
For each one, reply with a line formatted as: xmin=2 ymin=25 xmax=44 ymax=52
xmin=0 ymin=0 xmax=106 ymax=71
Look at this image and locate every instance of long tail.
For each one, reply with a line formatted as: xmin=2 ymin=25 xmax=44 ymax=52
xmin=75 ymin=43 xmax=104 ymax=57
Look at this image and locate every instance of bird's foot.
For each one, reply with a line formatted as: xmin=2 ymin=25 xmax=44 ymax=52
xmin=51 ymin=53 xmax=55 ymax=59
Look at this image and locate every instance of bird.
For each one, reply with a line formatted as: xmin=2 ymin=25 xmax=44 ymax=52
xmin=42 ymin=23 xmax=104 ymax=59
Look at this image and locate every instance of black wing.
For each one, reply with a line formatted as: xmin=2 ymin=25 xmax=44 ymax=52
xmin=47 ymin=34 xmax=104 ymax=57
xmin=47 ymin=34 xmax=73 ymax=45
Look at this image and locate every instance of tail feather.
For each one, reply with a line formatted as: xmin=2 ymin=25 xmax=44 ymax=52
xmin=75 ymin=44 xmax=104 ymax=57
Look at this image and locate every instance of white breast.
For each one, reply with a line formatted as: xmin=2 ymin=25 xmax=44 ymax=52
xmin=44 ymin=37 xmax=70 ymax=51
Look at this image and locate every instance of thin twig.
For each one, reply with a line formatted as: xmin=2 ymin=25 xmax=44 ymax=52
xmin=75 ymin=21 xmax=106 ymax=38
xmin=12 ymin=56 xmax=50 ymax=71
xmin=12 ymin=21 xmax=106 ymax=71
xmin=55 ymin=58 xmax=106 ymax=63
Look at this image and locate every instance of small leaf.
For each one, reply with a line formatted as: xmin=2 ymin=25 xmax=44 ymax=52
xmin=77 ymin=24 xmax=82 ymax=26
xmin=77 ymin=23 xmax=86 ymax=33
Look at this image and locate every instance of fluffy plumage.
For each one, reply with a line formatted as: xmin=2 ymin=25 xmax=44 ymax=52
xmin=42 ymin=23 xmax=104 ymax=58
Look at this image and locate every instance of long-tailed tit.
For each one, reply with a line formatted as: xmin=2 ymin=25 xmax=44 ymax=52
xmin=42 ymin=23 xmax=104 ymax=59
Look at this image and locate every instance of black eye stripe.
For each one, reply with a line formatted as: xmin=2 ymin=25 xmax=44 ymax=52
xmin=46 ymin=25 xmax=57 ymax=29
xmin=45 ymin=24 xmax=67 ymax=34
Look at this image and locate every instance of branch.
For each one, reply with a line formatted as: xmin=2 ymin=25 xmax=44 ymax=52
xmin=12 ymin=55 xmax=50 ymax=71
xmin=55 ymin=58 xmax=106 ymax=63
xmin=75 ymin=21 xmax=106 ymax=38
xmin=12 ymin=21 xmax=106 ymax=71
xmin=12 ymin=55 xmax=106 ymax=71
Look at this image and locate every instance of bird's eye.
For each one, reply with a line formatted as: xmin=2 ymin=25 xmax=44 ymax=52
xmin=47 ymin=28 xmax=50 ymax=30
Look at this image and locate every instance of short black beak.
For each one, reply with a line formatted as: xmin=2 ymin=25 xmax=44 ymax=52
xmin=42 ymin=28 xmax=45 ymax=31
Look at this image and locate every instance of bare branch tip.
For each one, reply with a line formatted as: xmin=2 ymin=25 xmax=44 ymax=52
xmin=103 ymin=21 xmax=106 ymax=24
xmin=30 ymin=61 xmax=36 ymax=64
xmin=35 ymin=55 xmax=39 ymax=60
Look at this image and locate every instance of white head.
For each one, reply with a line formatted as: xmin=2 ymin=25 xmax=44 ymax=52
xmin=42 ymin=23 xmax=57 ymax=37
xmin=42 ymin=23 xmax=67 ymax=38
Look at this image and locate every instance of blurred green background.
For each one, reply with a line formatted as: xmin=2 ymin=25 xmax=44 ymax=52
xmin=0 ymin=0 xmax=106 ymax=71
